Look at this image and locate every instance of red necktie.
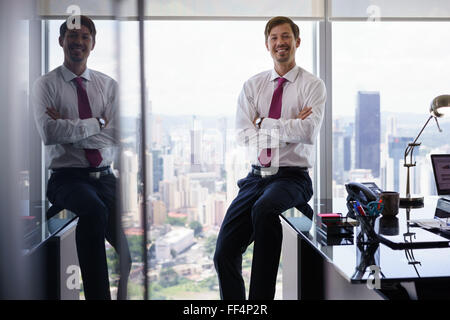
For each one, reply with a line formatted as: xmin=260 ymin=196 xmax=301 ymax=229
xmin=258 ymin=77 xmax=287 ymax=167
xmin=74 ymin=77 xmax=103 ymax=167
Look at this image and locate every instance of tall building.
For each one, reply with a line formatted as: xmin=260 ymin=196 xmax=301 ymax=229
xmin=152 ymin=200 xmax=167 ymax=226
xmin=190 ymin=116 xmax=202 ymax=172
xmin=146 ymin=151 xmax=153 ymax=197
xmin=152 ymin=149 xmax=163 ymax=193
xmin=387 ymin=135 xmax=413 ymax=192
xmin=344 ymin=135 xmax=352 ymax=171
xmin=159 ymin=180 xmax=179 ymax=211
xmin=332 ymin=128 xmax=345 ymax=184
xmin=121 ymin=150 xmax=139 ymax=227
xmin=146 ymin=99 xmax=153 ymax=150
xmin=333 ymin=119 xmax=353 ymax=183
xmin=344 ymin=122 xmax=353 ymax=172
xmin=218 ymin=117 xmax=227 ymax=177
xmin=162 ymin=154 xmax=174 ymax=181
xmin=152 ymin=115 xmax=163 ymax=147
xmin=386 ymin=115 xmax=397 ymax=137
xmin=355 ymin=91 xmax=381 ymax=177
xmin=214 ymin=195 xmax=226 ymax=227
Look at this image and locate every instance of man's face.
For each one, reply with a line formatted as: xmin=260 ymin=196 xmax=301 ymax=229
xmin=265 ymin=23 xmax=300 ymax=65
xmin=59 ymin=25 xmax=95 ymax=63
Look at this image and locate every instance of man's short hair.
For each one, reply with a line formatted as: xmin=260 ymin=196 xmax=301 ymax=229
xmin=264 ymin=16 xmax=300 ymax=41
xmin=59 ymin=15 xmax=96 ymax=40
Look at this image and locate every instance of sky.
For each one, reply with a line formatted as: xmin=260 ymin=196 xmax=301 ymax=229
xmin=49 ymin=19 xmax=450 ymax=118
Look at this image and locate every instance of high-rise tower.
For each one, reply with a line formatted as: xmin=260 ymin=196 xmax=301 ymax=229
xmin=355 ymin=91 xmax=380 ymax=177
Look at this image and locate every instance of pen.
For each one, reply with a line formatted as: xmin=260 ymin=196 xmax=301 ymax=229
xmin=352 ymin=202 xmax=359 ymax=216
xmin=377 ymin=199 xmax=383 ymax=211
xmin=355 ymin=201 xmax=366 ymax=216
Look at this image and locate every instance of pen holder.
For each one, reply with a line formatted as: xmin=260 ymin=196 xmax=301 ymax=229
xmin=355 ymin=216 xmax=379 ymax=244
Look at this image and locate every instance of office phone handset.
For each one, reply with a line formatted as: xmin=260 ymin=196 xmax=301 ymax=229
xmin=345 ymin=182 xmax=383 ymax=217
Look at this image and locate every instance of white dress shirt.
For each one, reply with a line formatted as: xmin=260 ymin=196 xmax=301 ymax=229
xmin=235 ymin=65 xmax=326 ymax=168
xmin=32 ymin=64 xmax=118 ymax=169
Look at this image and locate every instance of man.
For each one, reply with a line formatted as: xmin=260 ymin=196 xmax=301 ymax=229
xmin=214 ymin=16 xmax=326 ymax=300
xmin=32 ymin=15 xmax=131 ymax=300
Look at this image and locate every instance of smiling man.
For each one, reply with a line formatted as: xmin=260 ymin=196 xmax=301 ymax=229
xmin=32 ymin=15 xmax=131 ymax=300
xmin=214 ymin=16 xmax=326 ymax=300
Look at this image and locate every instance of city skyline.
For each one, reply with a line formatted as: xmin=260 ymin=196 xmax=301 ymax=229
xmin=117 ymin=98 xmax=450 ymax=299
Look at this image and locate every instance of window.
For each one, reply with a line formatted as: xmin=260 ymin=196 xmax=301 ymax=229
xmin=332 ymin=21 xmax=450 ymax=204
xmin=48 ymin=19 xmax=146 ymax=299
xmin=145 ymin=20 xmax=316 ymax=299
xmin=48 ymin=18 xmax=317 ymax=300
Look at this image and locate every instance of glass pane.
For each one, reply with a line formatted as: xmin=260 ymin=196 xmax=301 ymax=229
xmin=145 ymin=20 xmax=315 ymax=300
xmin=48 ymin=19 xmax=145 ymax=300
xmin=331 ymin=0 xmax=450 ymax=19
xmin=38 ymin=0 xmax=324 ymax=19
xmin=0 ymin=9 xmax=31 ymax=297
xmin=332 ymin=21 xmax=450 ymax=209
xmin=146 ymin=0 xmax=324 ymax=18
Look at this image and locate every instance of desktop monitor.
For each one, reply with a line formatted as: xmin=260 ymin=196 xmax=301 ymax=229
xmin=431 ymin=154 xmax=450 ymax=196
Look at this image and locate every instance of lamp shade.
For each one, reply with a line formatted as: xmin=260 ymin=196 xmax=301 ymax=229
xmin=430 ymin=95 xmax=450 ymax=117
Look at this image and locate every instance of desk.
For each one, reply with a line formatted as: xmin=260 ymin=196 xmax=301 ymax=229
xmin=280 ymin=197 xmax=450 ymax=300
xmin=22 ymin=202 xmax=78 ymax=299
xmin=22 ymin=201 xmax=77 ymax=255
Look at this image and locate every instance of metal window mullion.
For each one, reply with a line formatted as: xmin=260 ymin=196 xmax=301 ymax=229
xmin=137 ymin=0 xmax=149 ymax=301
xmin=318 ymin=0 xmax=333 ymax=213
xmin=42 ymin=19 xmax=50 ymax=237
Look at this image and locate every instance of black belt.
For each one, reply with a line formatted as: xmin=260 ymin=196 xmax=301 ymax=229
xmin=251 ymin=165 xmax=308 ymax=177
xmin=51 ymin=166 xmax=114 ymax=179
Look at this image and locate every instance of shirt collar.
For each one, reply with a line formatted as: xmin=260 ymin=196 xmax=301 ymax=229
xmin=60 ymin=64 xmax=91 ymax=82
xmin=270 ymin=65 xmax=299 ymax=83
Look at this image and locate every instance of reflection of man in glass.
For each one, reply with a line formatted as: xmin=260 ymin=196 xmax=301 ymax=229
xmin=214 ymin=16 xmax=326 ymax=300
xmin=32 ymin=15 xmax=131 ymax=300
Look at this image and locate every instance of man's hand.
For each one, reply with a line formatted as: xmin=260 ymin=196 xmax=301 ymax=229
xmin=253 ymin=115 xmax=259 ymax=126
xmin=252 ymin=106 xmax=312 ymax=127
xmin=46 ymin=107 xmax=62 ymax=120
xmin=46 ymin=107 xmax=109 ymax=128
xmin=297 ymin=106 xmax=313 ymax=120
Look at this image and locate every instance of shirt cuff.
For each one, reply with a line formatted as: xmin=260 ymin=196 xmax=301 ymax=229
xmin=259 ymin=118 xmax=288 ymax=148
xmin=85 ymin=117 xmax=101 ymax=136
xmin=260 ymin=117 xmax=279 ymax=130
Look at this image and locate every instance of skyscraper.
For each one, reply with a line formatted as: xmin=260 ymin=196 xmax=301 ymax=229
xmin=355 ymin=91 xmax=381 ymax=178
xmin=190 ymin=116 xmax=202 ymax=172
xmin=388 ymin=135 xmax=413 ymax=192
xmin=333 ymin=128 xmax=345 ymax=184
xmin=152 ymin=149 xmax=163 ymax=193
xmin=218 ymin=117 xmax=227 ymax=178
xmin=344 ymin=135 xmax=352 ymax=171
xmin=344 ymin=122 xmax=353 ymax=172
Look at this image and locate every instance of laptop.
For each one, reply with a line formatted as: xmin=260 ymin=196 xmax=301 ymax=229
xmin=431 ymin=154 xmax=450 ymax=202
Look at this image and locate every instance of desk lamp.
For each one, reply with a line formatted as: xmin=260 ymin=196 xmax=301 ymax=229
xmin=400 ymin=95 xmax=450 ymax=207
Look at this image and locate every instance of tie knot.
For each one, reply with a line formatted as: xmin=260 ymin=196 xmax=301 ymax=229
xmin=74 ymin=77 xmax=84 ymax=87
xmin=277 ymin=77 xmax=287 ymax=87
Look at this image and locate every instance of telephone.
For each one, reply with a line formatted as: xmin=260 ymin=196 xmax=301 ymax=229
xmin=345 ymin=182 xmax=383 ymax=217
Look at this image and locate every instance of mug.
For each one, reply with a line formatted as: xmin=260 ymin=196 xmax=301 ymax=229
xmin=380 ymin=191 xmax=400 ymax=216
xmin=378 ymin=216 xmax=399 ymax=235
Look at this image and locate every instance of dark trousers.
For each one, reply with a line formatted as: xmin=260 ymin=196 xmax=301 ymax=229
xmin=214 ymin=167 xmax=313 ymax=300
xmin=46 ymin=169 xmax=132 ymax=300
